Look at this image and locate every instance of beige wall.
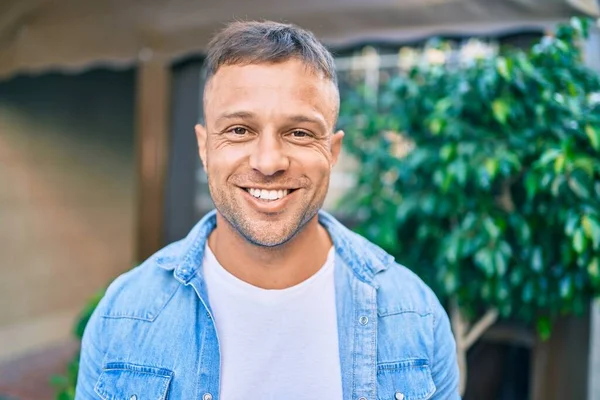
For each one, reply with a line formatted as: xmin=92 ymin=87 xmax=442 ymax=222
xmin=0 ymin=70 xmax=135 ymax=362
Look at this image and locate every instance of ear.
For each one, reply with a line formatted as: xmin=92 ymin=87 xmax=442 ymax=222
xmin=195 ymin=124 xmax=208 ymax=172
xmin=330 ymin=130 xmax=345 ymax=166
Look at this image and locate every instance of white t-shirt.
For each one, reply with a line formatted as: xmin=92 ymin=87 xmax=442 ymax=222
xmin=203 ymin=244 xmax=343 ymax=400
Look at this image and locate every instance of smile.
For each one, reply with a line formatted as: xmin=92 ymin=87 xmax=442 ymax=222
xmin=245 ymin=188 xmax=294 ymax=201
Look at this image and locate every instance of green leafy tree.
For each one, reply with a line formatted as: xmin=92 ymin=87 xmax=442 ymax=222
xmin=339 ymin=18 xmax=600 ymax=393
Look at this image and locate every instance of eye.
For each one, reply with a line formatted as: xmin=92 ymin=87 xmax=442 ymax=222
xmin=290 ymin=130 xmax=311 ymax=138
xmin=231 ymin=127 xmax=248 ymax=135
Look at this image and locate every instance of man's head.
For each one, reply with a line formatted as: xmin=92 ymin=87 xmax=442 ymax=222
xmin=195 ymin=20 xmax=344 ymax=247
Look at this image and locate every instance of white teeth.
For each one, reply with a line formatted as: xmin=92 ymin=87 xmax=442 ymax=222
xmin=246 ymin=188 xmax=291 ymax=201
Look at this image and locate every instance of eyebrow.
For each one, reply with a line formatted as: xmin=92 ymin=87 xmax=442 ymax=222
xmin=287 ymin=115 xmax=327 ymax=131
xmin=214 ymin=111 xmax=328 ymax=132
xmin=215 ymin=111 xmax=256 ymax=125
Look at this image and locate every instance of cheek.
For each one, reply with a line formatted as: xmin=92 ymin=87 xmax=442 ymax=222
xmin=293 ymin=145 xmax=332 ymax=176
xmin=207 ymin=142 xmax=248 ymax=174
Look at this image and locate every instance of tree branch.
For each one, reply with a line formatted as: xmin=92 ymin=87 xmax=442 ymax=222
xmin=464 ymin=308 xmax=499 ymax=349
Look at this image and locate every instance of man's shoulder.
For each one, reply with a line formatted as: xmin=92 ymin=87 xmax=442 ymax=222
xmin=374 ymin=261 xmax=442 ymax=317
xmin=319 ymin=211 xmax=443 ymax=316
xmin=343 ymin=229 xmax=441 ymax=316
xmin=95 ymin=242 xmax=184 ymax=321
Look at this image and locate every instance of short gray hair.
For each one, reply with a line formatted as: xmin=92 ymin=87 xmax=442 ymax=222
xmin=204 ymin=20 xmax=338 ymax=86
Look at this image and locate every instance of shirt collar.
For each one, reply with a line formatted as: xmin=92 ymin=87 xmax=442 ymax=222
xmin=156 ymin=209 xmax=394 ymax=286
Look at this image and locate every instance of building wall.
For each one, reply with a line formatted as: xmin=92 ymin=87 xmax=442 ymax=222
xmin=0 ymin=69 xmax=135 ymax=362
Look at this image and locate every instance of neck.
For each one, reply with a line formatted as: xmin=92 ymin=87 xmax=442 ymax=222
xmin=208 ymin=213 xmax=333 ymax=289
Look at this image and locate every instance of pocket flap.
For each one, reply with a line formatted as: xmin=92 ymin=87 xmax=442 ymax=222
xmin=377 ymin=359 xmax=436 ymax=400
xmin=94 ymin=362 xmax=173 ymax=400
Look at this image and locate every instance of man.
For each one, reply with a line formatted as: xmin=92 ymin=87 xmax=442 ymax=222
xmin=76 ymin=21 xmax=459 ymax=400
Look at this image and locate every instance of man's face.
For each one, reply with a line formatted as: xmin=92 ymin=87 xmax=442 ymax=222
xmin=196 ymin=59 xmax=343 ymax=247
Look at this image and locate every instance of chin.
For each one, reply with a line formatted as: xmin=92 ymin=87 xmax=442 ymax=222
xmin=240 ymin=222 xmax=298 ymax=248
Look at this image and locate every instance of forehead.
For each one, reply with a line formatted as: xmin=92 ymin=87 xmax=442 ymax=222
xmin=204 ymin=60 xmax=339 ymax=124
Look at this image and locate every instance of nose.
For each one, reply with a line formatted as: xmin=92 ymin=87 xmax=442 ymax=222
xmin=249 ymin=133 xmax=290 ymax=176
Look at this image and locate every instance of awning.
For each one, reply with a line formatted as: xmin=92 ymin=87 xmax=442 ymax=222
xmin=0 ymin=0 xmax=596 ymax=80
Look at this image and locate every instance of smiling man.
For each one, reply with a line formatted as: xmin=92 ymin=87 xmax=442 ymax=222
xmin=76 ymin=21 xmax=460 ymax=400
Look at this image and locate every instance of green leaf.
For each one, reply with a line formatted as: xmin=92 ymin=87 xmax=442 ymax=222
xmin=496 ymin=57 xmax=511 ymax=80
xmin=439 ymin=144 xmax=455 ymax=161
xmin=58 ymin=391 xmax=74 ymax=400
xmin=429 ymin=118 xmax=443 ymax=135
xmin=573 ymin=156 xmax=595 ymax=177
xmin=525 ymin=172 xmax=539 ymax=200
xmin=452 ymin=158 xmax=467 ymax=186
xmin=510 ymin=268 xmax=524 ymax=285
xmin=583 ymin=216 xmax=600 ymax=250
xmin=518 ymin=220 xmax=532 ymax=242
xmin=537 ymin=316 xmax=552 ymax=341
xmin=483 ymin=218 xmax=501 ymax=239
xmin=531 ymin=247 xmax=543 ymax=273
xmin=492 ymin=99 xmax=510 ymax=125
xmin=475 ymin=248 xmax=495 ymax=277
xmin=554 ymin=155 xmax=565 ymax=173
xmin=522 ymin=281 xmax=534 ymax=303
xmin=573 ymin=228 xmax=587 ymax=254
xmin=568 ymin=175 xmax=591 ymax=199
xmin=589 ymin=257 xmax=600 ymax=283
xmin=585 ymin=125 xmax=600 ymax=151
xmin=494 ymin=250 xmax=508 ymax=276
xmin=565 ymin=211 xmax=579 ymax=236
xmin=484 ymin=158 xmax=499 ymax=179
xmin=443 ymin=270 xmax=458 ymax=293
xmin=560 ymin=276 xmax=573 ymax=299
xmin=538 ymin=149 xmax=561 ymax=166
xmin=551 ymin=176 xmax=565 ymax=197
xmin=516 ymin=53 xmax=536 ymax=78
xmin=434 ymin=97 xmax=453 ymax=113
xmin=49 ymin=374 xmax=68 ymax=387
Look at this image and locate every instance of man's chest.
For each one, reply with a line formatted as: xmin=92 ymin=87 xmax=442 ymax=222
xmin=95 ymin=268 xmax=438 ymax=400
xmin=210 ymin=289 xmax=344 ymax=399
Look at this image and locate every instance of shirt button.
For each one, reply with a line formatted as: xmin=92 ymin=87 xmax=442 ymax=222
xmin=203 ymin=393 xmax=213 ymax=400
xmin=130 ymin=396 xmax=137 ymax=400
xmin=395 ymin=392 xmax=405 ymax=400
xmin=359 ymin=316 xmax=369 ymax=325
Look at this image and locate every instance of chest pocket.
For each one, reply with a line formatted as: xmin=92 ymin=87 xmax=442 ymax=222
xmin=94 ymin=362 xmax=173 ymax=400
xmin=377 ymin=359 xmax=436 ymax=400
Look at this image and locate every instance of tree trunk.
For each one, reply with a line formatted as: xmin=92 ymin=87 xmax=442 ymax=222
xmin=450 ymin=299 xmax=499 ymax=396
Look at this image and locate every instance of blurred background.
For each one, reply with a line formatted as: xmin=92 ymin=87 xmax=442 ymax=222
xmin=1 ymin=0 xmax=600 ymax=399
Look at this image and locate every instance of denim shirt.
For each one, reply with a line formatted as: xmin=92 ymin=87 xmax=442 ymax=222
xmin=76 ymin=210 xmax=460 ymax=400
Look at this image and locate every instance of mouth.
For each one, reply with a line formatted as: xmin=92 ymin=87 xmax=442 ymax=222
xmin=243 ymin=187 xmax=297 ymax=202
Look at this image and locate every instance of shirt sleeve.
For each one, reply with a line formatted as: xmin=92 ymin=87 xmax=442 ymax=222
xmin=75 ymin=306 xmax=105 ymax=399
xmin=431 ymin=298 xmax=461 ymax=399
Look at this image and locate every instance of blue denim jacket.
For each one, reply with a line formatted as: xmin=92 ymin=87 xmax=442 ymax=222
xmin=76 ymin=210 xmax=460 ymax=400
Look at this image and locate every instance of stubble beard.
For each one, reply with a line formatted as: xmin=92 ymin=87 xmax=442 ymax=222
xmin=208 ymin=181 xmax=325 ymax=248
